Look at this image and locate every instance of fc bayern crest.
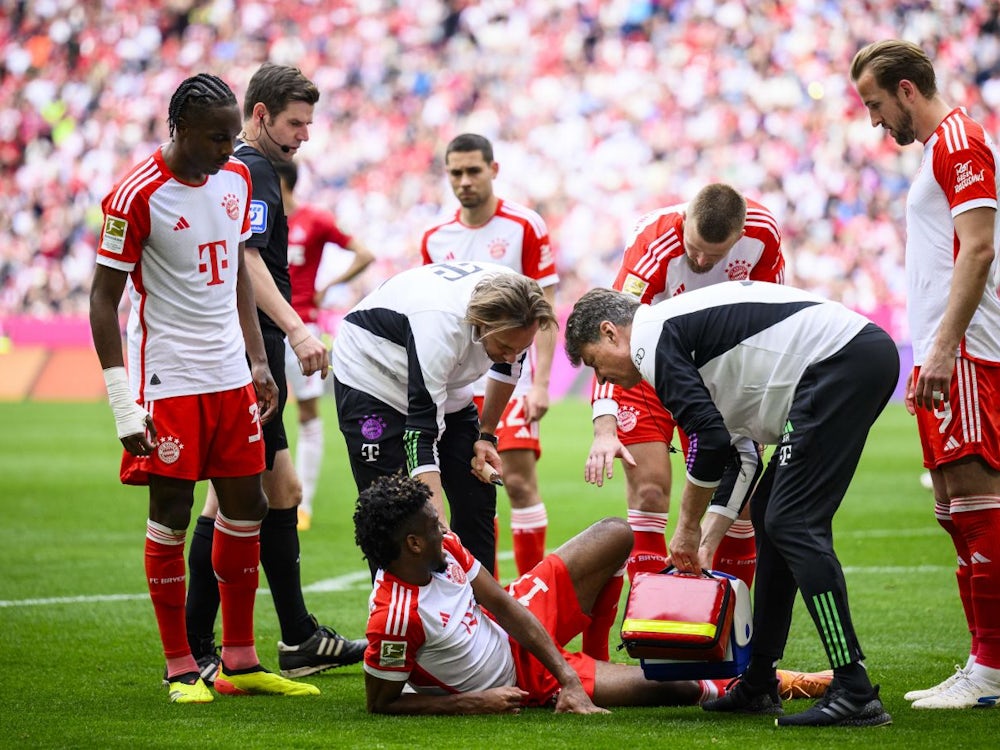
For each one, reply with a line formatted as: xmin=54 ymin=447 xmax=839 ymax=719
xmin=221 ymin=193 xmax=241 ymax=220
xmin=448 ymin=562 xmax=467 ymax=584
xmin=156 ymin=436 xmax=184 ymax=464
xmin=488 ymin=237 xmax=508 ymax=259
xmin=360 ymin=415 xmax=387 ymax=440
xmin=617 ymin=405 xmax=640 ymax=433
xmin=726 ymin=259 xmax=753 ymax=280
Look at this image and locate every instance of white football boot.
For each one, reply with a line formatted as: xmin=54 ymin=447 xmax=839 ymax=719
xmin=910 ymin=673 xmax=1000 ymax=709
xmin=903 ymin=664 xmax=967 ymax=702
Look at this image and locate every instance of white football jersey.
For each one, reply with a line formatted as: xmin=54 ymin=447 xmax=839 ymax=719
xmin=421 ymin=199 xmax=557 ymax=397
xmin=904 ymin=108 xmax=1000 ymax=365
xmin=363 ymin=532 xmax=516 ymax=693
xmin=331 ymin=261 xmax=526 ymax=445
xmin=96 ymin=147 xmax=254 ymax=401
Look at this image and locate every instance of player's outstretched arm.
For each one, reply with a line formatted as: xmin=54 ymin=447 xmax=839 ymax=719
xmin=365 ymin=673 xmax=527 ymax=715
xmin=472 ymin=570 xmax=608 ymax=714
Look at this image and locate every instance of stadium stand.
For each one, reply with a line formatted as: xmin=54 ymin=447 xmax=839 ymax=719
xmin=2 ymin=1 xmax=999 ymax=397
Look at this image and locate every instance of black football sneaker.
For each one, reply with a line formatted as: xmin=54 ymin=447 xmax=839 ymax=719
xmin=277 ymin=615 xmax=367 ymax=677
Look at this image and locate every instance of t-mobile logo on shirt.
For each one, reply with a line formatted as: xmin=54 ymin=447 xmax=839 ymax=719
xmin=198 ymin=241 xmax=229 ymax=286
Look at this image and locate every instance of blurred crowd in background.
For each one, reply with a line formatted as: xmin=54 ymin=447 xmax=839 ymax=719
xmin=3 ymin=0 xmax=1000 ymax=343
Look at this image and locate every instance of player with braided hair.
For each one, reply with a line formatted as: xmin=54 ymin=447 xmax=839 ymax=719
xmin=184 ymin=62 xmax=367 ymax=686
xmin=165 ymin=73 xmax=238 ymax=139
xmin=90 ymin=73 xmax=319 ymax=702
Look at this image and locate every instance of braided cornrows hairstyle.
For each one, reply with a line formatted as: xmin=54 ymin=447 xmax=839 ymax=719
xmin=167 ymin=73 xmax=237 ymax=139
xmin=354 ymin=473 xmax=432 ymax=570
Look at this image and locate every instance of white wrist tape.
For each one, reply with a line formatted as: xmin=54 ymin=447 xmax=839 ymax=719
xmin=103 ymin=366 xmax=149 ymax=439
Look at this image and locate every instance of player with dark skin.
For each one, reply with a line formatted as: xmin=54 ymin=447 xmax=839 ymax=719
xmin=91 ymin=74 xmax=318 ymax=702
xmin=356 ymin=474 xmax=832 ymax=715
xmin=90 ymin=90 xmax=277 ymax=533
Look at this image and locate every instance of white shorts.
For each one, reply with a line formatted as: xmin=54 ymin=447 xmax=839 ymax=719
xmin=284 ymin=323 xmax=327 ymax=402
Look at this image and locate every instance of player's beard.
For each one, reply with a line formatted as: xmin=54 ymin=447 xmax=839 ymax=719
xmin=457 ymin=191 xmax=484 ymax=208
xmin=685 ymin=254 xmax=715 ymax=274
xmin=890 ymin=108 xmax=917 ymax=146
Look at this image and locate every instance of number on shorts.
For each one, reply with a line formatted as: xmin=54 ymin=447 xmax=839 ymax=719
xmin=248 ymin=402 xmax=262 ymax=443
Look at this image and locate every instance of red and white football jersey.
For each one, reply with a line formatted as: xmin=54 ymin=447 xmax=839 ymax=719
xmin=287 ymin=204 xmax=353 ymax=323
xmin=421 ymin=199 xmax=557 ymax=397
xmin=364 ymin=532 xmax=517 ymax=693
xmin=593 ymin=199 xmax=783 ymax=414
xmin=96 ymin=147 xmax=254 ymax=402
xmin=905 ymin=107 xmax=1000 ymax=365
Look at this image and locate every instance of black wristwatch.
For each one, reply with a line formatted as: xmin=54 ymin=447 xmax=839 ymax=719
xmin=477 ymin=431 xmax=499 ymax=446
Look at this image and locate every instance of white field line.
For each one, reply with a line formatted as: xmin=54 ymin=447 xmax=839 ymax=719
xmin=0 ymin=533 xmax=953 ymax=608
xmin=0 ymin=570 xmax=374 ymax=608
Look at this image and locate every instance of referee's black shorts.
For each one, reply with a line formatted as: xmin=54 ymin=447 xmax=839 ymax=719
xmin=260 ymin=328 xmax=289 ymax=470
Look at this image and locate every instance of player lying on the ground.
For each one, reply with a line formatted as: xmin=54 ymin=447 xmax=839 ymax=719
xmin=352 ymin=473 xmax=830 ymax=715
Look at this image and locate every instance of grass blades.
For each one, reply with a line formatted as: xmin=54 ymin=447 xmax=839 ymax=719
xmin=0 ymin=399 xmax=992 ymax=748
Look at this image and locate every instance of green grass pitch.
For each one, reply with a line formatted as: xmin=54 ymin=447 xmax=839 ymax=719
xmin=0 ymin=399 xmax=992 ymax=748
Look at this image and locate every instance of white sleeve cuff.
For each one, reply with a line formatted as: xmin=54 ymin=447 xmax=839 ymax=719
xmin=592 ymin=398 xmax=618 ymax=420
xmin=705 ymin=504 xmax=739 ymax=521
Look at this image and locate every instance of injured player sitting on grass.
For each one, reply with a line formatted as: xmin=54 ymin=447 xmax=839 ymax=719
xmin=353 ymin=473 xmax=831 ymax=715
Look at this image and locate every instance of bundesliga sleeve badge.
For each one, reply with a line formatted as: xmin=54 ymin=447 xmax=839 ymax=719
xmin=378 ymin=641 xmax=406 ymax=668
xmin=101 ymin=216 xmax=128 ymax=254
xmin=622 ymin=274 xmax=649 ymax=297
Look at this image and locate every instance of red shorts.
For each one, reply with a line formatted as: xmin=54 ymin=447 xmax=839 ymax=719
xmin=473 ymin=394 xmax=542 ymax=458
xmin=120 ymin=384 xmax=265 ymax=485
xmin=614 ymin=380 xmax=686 ymax=449
xmin=914 ymin=359 xmax=1000 ymax=471
xmin=502 ymin=554 xmax=596 ymax=706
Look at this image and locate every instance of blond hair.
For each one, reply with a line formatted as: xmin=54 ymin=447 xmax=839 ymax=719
xmin=466 ymin=273 xmax=557 ymax=336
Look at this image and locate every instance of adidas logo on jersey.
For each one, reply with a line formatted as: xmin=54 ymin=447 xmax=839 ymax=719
xmin=970 ymin=552 xmax=993 ymax=564
xmin=944 ymin=436 xmax=961 ymax=451
xmin=173 ymin=216 xmax=190 ymax=231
